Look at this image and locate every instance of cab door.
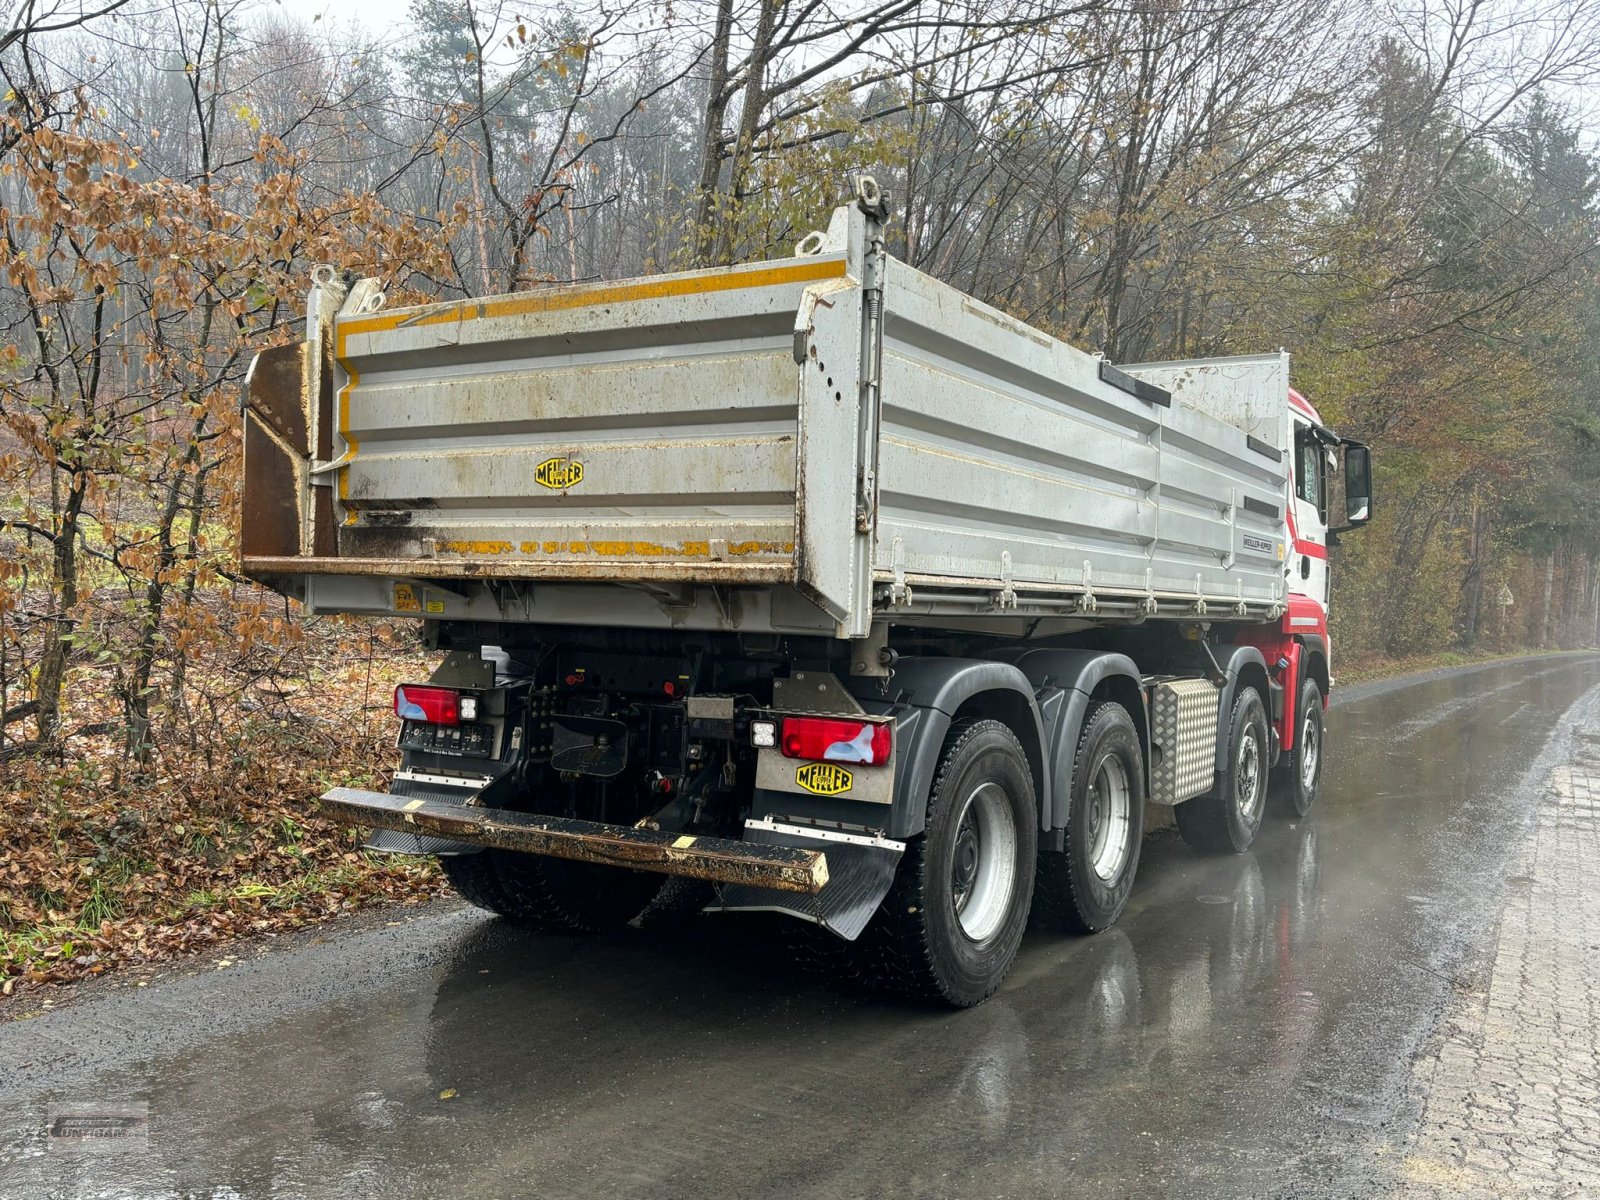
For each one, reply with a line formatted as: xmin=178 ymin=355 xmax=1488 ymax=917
xmin=1288 ymin=417 xmax=1330 ymax=611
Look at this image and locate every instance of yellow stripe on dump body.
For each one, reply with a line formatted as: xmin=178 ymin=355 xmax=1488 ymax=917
xmin=339 ymin=256 xmax=849 ymax=342
xmin=428 ymin=539 xmax=798 ymax=559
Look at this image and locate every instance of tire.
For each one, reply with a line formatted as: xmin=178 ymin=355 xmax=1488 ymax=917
xmin=440 ymin=850 xmax=517 ymax=915
xmin=634 ymin=875 xmax=714 ymax=931
xmin=847 ymin=719 xmax=1038 ymax=1007
xmin=1272 ymin=677 xmax=1324 ymax=818
xmin=1175 ymin=687 xmax=1269 ymax=854
xmin=442 ymin=849 xmax=662 ymax=933
xmin=1034 ymin=701 xmax=1145 ymax=933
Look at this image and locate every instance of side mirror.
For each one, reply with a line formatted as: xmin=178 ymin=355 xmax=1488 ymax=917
xmin=1342 ymin=441 xmax=1372 ymax=525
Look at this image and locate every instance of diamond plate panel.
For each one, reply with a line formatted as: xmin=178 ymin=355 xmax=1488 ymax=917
xmin=1150 ymin=678 xmax=1220 ymax=804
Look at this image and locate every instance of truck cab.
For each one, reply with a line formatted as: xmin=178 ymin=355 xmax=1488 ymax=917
xmin=1288 ymin=387 xmax=1372 ymax=615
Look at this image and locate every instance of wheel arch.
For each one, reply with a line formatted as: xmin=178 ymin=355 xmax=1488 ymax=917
xmin=1214 ymin=644 xmax=1271 ymax=772
xmin=851 ymin=657 xmax=1048 ymax=840
xmin=985 ymin=648 xmax=1146 ymax=833
xmin=1299 ymin=637 xmax=1331 ymax=705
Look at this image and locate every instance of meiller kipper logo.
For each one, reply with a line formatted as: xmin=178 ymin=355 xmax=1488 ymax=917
xmin=796 ymin=762 xmax=853 ymax=795
xmin=535 ymin=456 xmax=584 ymax=489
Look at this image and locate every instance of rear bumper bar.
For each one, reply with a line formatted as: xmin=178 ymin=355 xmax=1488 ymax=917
xmin=320 ymin=787 xmax=830 ymax=896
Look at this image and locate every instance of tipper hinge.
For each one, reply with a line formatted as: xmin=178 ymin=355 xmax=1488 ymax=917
xmin=1077 ymin=560 xmax=1098 ymax=614
xmin=889 ymin=536 xmax=913 ymax=606
xmin=995 ymin=550 xmax=1018 ymax=610
xmin=1138 ymin=567 xmax=1158 ymax=616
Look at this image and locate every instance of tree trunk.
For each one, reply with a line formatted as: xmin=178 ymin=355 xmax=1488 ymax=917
xmin=34 ymin=470 xmax=87 ymax=742
xmin=692 ymin=0 xmax=736 ymax=264
xmin=1591 ymin=553 xmax=1600 ymax=648
xmin=1460 ymin=495 xmax=1486 ymax=647
xmin=1567 ymin=554 xmax=1588 ymax=650
xmin=1538 ymin=550 xmax=1555 ymax=649
xmin=713 ymin=0 xmax=778 ymax=264
xmin=167 ymin=459 xmax=212 ymax=736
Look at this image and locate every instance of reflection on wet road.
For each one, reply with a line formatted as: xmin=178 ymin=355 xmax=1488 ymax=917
xmin=4 ymin=656 xmax=1599 ymax=1199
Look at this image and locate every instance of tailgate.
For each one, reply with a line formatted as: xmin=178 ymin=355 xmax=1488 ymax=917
xmin=242 ymin=206 xmax=881 ymax=632
xmin=333 ymin=257 xmax=846 ymax=579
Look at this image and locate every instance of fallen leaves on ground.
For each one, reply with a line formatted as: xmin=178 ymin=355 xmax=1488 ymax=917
xmin=0 ymin=617 xmax=451 ymax=1003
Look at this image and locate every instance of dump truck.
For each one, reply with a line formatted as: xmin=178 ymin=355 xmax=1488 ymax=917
xmin=240 ymin=177 xmax=1372 ymax=1006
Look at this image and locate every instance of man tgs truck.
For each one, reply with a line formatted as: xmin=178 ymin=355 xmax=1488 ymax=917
xmin=240 ymin=179 xmax=1371 ymax=1006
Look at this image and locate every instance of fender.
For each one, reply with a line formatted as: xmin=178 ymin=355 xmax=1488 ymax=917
xmin=847 ymin=658 xmax=1047 ymax=839
xmin=1235 ymin=624 xmax=1327 ymax=754
xmin=1285 ymin=633 xmax=1331 ymax=755
xmin=987 ymin=648 xmax=1146 ymax=833
xmin=1298 ymin=633 xmax=1330 ymax=696
xmin=1213 ymin=644 xmax=1271 ymax=771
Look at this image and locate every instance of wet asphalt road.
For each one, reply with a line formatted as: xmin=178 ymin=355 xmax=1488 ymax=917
xmin=5 ymin=655 xmax=1600 ymax=1200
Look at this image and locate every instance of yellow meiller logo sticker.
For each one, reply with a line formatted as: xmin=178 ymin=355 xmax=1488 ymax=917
xmin=795 ymin=762 xmax=853 ymax=795
xmin=535 ymin=456 xmax=584 ymax=489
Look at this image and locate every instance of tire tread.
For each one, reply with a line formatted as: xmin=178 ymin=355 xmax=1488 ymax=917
xmin=1176 ymin=688 xmax=1269 ymax=855
xmin=1034 ymin=700 xmax=1144 ymax=933
xmin=442 ymin=849 xmax=659 ymax=933
xmin=835 ymin=718 xmax=1035 ymax=1006
xmin=1271 ymin=677 xmax=1324 ymax=817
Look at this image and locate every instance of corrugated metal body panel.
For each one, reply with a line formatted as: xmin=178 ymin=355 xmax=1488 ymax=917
xmin=876 ymin=264 xmax=1160 ymax=593
xmin=1157 ymin=400 xmax=1288 ymax=600
xmin=1149 ymin=678 xmax=1221 ymax=804
xmin=1130 ymin=353 xmax=1291 ymax=605
xmin=328 ymin=257 xmax=852 ymax=577
xmin=874 ymin=264 xmax=1288 ymax=608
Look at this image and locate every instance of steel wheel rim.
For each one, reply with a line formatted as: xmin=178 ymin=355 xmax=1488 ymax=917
xmin=1299 ymin=711 xmax=1320 ymax=790
xmin=1086 ymin=754 xmax=1132 ymax=883
xmin=950 ymin=781 xmax=1018 ymax=942
xmin=1236 ymin=727 xmax=1263 ymax=820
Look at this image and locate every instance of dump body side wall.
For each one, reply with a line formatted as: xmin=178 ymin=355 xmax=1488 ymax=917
xmin=874 ymin=264 xmax=1288 ymax=609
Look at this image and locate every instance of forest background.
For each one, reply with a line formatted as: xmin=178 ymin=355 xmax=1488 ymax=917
xmin=2 ymin=0 xmax=1598 ymax=994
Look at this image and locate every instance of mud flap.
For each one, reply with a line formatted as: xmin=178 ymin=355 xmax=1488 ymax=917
xmin=710 ymin=820 xmax=903 ymax=942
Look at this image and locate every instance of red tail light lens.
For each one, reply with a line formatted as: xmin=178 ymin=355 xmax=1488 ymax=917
xmin=394 ymin=684 xmax=459 ymax=725
xmin=780 ymin=716 xmax=891 ymax=765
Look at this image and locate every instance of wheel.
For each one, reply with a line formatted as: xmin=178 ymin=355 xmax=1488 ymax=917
xmin=442 ymin=850 xmax=663 ymax=933
xmin=440 ymin=850 xmax=516 ymax=915
xmin=1175 ymin=687 xmax=1269 ymax=854
xmin=442 ymin=770 xmax=666 ymax=932
xmin=1035 ymin=701 xmax=1145 ymax=933
xmin=1272 ymin=676 xmax=1324 ymax=817
xmin=634 ymin=875 xmax=714 ymax=931
xmin=847 ymin=719 xmax=1038 ymax=1007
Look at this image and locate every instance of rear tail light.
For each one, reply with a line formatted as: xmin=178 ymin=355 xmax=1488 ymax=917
xmin=394 ymin=684 xmax=461 ymax=725
xmin=780 ymin=716 xmax=891 ymax=765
